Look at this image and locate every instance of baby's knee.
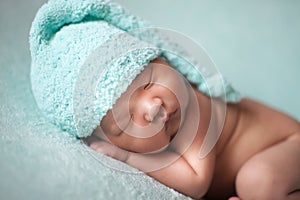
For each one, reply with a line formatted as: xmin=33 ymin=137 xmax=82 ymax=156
xmin=236 ymin=160 xmax=285 ymax=200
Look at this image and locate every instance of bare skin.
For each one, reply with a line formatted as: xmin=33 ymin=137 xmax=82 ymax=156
xmin=84 ymin=58 xmax=300 ymax=200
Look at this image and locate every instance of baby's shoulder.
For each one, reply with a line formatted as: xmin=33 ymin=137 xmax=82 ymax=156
xmin=238 ymin=98 xmax=300 ymax=133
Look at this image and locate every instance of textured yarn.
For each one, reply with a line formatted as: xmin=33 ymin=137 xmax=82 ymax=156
xmin=30 ymin=0 xmax=241 ymax=138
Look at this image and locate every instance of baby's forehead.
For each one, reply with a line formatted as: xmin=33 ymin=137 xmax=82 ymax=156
xmin=127 ymin=59 xmax=172 ymax=87
xmin=105 ymin=58 xmax=173 ymax=109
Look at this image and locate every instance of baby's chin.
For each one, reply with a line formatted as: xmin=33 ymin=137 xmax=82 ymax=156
xmin=131 ymin=143 xmax=169 ymax=154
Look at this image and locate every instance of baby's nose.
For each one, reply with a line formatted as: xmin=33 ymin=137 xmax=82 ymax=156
xmin=144 ymin=98 xmax=166 ymax=122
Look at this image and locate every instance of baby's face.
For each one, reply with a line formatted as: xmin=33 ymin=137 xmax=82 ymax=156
xmin=96 ymin=58 xmax=191 ymax=153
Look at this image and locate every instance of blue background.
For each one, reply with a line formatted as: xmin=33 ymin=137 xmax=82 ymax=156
xmin=115 ymin=0 xmax=300 ymax=120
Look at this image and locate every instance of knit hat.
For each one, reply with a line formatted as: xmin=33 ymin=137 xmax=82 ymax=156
xmin=29 ymin=0 xmax=241 ymax=138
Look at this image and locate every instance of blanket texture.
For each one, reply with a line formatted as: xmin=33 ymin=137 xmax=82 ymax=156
xmin=0 ymin=0 xmax=189 ymax=199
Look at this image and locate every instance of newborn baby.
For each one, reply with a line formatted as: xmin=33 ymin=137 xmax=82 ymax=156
xmin=30 ymin=1 xmax=300 ymax=199
xmin=85 ymin=58 xmax=300 ymax=200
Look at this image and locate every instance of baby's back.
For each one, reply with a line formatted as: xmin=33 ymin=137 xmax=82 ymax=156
xmin=206 ymin=98 xmax=300 ymax=198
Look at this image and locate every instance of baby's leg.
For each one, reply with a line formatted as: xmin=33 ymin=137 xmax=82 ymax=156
xmin=235 ymin=133 xmax=300 ymax=200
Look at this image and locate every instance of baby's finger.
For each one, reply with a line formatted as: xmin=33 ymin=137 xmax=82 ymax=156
xmin=228 ymin=197 xmax=241 ymax=200
xmin=90 ymin=140 xmax=112 ymax=155
xmin=89 ymin=140 xmax=129 ymax=162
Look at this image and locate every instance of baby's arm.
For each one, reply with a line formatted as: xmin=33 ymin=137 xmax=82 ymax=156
xmin=90 ymin=139 xmax=215 ymax=199
xmin=129 ymin=148 xmax=215 ymax=199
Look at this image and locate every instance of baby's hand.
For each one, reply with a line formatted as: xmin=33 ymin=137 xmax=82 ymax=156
xmin=89 ymin=140 xmax=129 ymax=162
xmin=228 ymin=197 xmax=241 ymax=200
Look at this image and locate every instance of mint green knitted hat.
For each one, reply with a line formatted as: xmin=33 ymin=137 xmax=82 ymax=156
xmin=29 ymin=0 xmax=241 ymax=138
